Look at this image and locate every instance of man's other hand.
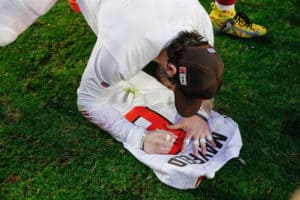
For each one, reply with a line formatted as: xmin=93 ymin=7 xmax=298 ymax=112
xmin=167 ymin=115 xmax=216 ymax=157
xmin=143 ymin=129 xmax=177 ymax=154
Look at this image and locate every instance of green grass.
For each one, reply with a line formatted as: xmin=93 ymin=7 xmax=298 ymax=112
xmin=0 ymin=0 xmax=299 ymax=199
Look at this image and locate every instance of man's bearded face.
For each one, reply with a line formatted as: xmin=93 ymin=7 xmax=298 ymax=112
xmin=156 ymin=65 xmax=176 ymax=91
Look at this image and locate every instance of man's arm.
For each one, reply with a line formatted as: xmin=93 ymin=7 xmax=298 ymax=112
xmin=77 ymin=99 xmax=146 ymax=149
xmin=77 ymin=38 xmax=177 ymax=152
xmin=77 ymin=84 xmax=177 ymax=153
xmin=76 ymin=37 xmax=147 ymax=149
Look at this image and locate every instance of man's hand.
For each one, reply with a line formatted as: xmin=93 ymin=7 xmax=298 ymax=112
xmin=143 ymin=129 xmax=177 ymax=154
xmin=167 ymin=115 xmax=216 ymax=157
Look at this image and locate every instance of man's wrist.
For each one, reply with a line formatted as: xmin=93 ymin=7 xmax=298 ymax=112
xmin=196 ymin=110 xmax=209 ymax=122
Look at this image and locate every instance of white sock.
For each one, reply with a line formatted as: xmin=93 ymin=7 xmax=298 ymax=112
xmin=215 ymin=1 xmax=235 ymax=11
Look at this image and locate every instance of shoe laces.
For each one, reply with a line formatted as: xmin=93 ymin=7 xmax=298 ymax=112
xmin=234 ymin=12 xmax=253 ymax=28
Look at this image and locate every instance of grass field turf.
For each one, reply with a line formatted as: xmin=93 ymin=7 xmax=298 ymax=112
xmin=0 ymin=0 xmax=299 ymax=199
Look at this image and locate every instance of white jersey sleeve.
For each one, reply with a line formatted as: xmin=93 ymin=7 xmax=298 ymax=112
xmin=77 ymin=38 xmax=147 ymax=148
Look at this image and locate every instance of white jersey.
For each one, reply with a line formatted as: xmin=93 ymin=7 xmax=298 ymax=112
xmin=80 ymin=71 xmax=242 ymax=189
xmin=125 ymin=107 xmax=242 ymax=189
xmin=77 ymin=0 xmax=214 ymax=148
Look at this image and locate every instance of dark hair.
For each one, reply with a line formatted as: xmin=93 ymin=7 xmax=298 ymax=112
xmin=167 ymin=31 xmax=208 ymax=65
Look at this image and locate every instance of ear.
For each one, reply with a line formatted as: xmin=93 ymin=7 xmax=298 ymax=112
xmin=166 ymin=62 xmax=177 ymax=77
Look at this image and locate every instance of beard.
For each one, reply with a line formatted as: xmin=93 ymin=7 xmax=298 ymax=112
xmin=155 ymin=66 xmax=177 ymax=90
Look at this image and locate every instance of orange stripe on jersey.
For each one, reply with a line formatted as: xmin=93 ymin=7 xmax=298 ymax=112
xmin=125 ymin=106 xmax=186 ymax=154
xmin=68 ymin=0 xmax=80 ymax=13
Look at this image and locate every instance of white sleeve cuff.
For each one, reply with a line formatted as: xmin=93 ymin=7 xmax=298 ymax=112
xmin=126 ymin=127 xmax=146 ymax=149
